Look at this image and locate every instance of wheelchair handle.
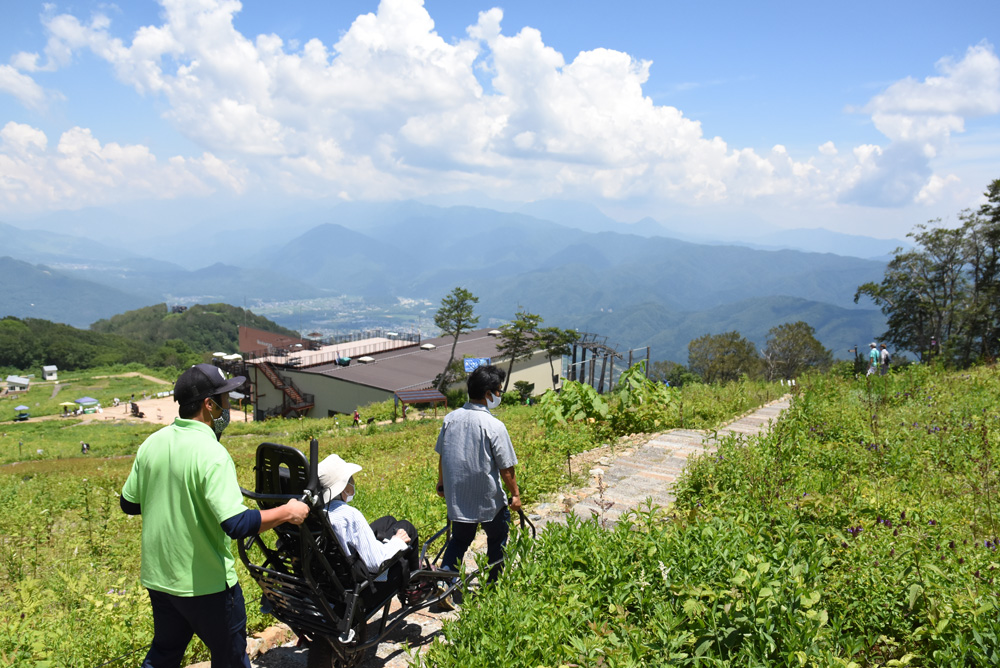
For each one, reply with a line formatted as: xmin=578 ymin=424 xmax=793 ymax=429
xmin=239 ymin=487 xmax=316 ymax=506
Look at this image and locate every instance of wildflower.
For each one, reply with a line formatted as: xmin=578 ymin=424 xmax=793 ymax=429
xmin=958 ymin=558 xmax=965 ymax=564
xmin=949 ymin=540 xmax=955 ymax=549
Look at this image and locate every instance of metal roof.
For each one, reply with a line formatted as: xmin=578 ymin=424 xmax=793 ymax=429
xmin=395 ymin=389 xmax=447 ymax=405
xmin=298 ymin=328 xmax=510 ymax=393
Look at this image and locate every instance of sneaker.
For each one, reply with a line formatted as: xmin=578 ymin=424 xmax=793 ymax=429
xmin=436 ymin=582 xmax=463 ymax=611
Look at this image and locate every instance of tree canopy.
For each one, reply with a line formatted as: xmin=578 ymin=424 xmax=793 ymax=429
xmin=855 ymin=178 xmax=1000 ymax=366
xmin=433 ymin=287 xmax=479 ymax=391
xmin=1 ymin=303 xmax=293 ymax=374
xmin=649 ymin=360 xmax=701 ymax=387
xmin=687 ymin=331 xmax=760 ymax=383
xmin=761 ymin=321 xmax=833 ymax=380
xmin=496 ymin=309 xmax=542 ymax=392
xmin=536 ymin=326 xmax=579 ymax=390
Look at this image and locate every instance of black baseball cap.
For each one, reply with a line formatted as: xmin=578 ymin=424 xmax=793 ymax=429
xmin=174 ymin=363 xmax=246 ymax=405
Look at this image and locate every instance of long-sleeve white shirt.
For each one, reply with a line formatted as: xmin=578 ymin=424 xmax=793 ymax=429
xmin=324 ymin=500 xmax=406 ymax=577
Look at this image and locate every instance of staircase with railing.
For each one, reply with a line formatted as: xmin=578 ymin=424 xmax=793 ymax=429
xmin=255 ymin=361 xmax=315 ymax=417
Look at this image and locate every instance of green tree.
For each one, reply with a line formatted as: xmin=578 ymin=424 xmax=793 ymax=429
xmin=0 ymin=318 xmax=38 ymax=369
xmin=761 ymin=321 xmax=833 ymax=380
xmin=432 ymin=359 xmax=467 ymax=397
xmin=513 ymin=380 xmax=535 ymax=402
xmin=649 ymin=360 xmax=701 ymax=387
xmin=687 ymin=331 xmax=760 ymax=384
xmin=536 ymin=326 xmax=579 ymax=390
xmin=496 ymin=309 xmax=542 ymax=392
xmin=855 ymin=180 xmax=1000 ymax=366
xmin=433 ymin=287 xmax=480 ymax=391
xmin=154 ymin=339 xmax=202 ymax=369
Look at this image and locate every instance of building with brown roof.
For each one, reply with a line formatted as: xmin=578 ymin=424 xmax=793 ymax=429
xmin=249 ymin=328 xmax=558 ymax=418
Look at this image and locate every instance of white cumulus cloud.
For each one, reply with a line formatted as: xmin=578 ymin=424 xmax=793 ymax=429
xmin=0 ymin=122 xmax=245 ymax=212
xmin=844 ymin=42 xmax=1000 ymax=207
xmin=0 ymin=65 xmax=48 ymax=109
xmin=2 ymin=0 xmax=998 ymax=218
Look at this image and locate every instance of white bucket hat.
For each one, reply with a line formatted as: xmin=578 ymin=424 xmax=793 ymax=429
xmin=317 ymin=454 xmax=362 ymax=504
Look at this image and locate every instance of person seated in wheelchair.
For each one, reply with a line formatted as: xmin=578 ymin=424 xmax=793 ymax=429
xmin=318 ymin=454 xmax=420 ymax=582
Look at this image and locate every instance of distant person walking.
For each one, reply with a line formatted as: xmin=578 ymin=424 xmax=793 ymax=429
xmin=879 ymin=344 xmax=891 ymax=375
xmin=867 ymin=342 xmax=879 ymax=376
xmin=353 ymin=410 xmax=360 ymax=427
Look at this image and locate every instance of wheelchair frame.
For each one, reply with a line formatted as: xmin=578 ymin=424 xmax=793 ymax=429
xmin=237 ymin=438 xmax=533 ymax=668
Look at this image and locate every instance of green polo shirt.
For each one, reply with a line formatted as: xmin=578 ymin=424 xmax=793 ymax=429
xmin=122 ymin=418 xmax=247 ymax=596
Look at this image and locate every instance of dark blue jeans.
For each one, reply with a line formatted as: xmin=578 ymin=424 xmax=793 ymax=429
xmin=142 ymin=583 xmax=252 ymax=668
xmin=441 ymin=506 xmax=510 ymax=583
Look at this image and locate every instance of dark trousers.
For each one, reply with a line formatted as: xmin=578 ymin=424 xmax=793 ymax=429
xmin=441 ymin=506 xmax=510 ymax=582
xmin=142 ymin=584 xmax=251 ymax=668
xmin=369 ymin=515 xmax=419 ymax=572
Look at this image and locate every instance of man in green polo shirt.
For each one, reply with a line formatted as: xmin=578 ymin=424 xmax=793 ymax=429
xmin=121 ymin=363 xmax=309 ymax=668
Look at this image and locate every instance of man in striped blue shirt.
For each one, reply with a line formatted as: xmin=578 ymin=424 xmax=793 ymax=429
xmin=435 ymin=365 xmax=521 ymax=585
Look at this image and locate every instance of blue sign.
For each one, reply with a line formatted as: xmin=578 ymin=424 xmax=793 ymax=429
xmin=463 ymin=357 xmax=491 ymax=372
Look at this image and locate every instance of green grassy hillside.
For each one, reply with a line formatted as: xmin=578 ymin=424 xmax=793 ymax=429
xmin=0 ymin=370 xmax=781 ymax=667
xmin=90 ymin=303 xmax=298 ymax=350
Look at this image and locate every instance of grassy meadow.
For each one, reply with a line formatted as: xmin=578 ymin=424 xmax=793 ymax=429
xmin=0 ymin=368 xmax=781 ymax=667
xmin=422 ymin=365 xmax=1000 ymax=667
xmin=1 ymin=365 xmax=174 ymax=423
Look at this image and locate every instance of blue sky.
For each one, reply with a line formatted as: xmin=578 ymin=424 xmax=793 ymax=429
xmin=1 ymin=0 xmax=998 ymax=239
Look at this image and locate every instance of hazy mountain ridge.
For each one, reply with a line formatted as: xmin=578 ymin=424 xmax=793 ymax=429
xmin=1 ymin=201 xmax=890 ymax=361
xmin=0 ymin=257 xmax=151 ymax=328
xmin=566 ymin=296 xmax=885 ymax=363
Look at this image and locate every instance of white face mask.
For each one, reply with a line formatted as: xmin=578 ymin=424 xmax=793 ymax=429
xmin=209 ymin=399 xmax=230 ymax=439
xmin=343 ymin=482 xmax=355 ymax=503
xmin=486 ymin=391 xmax=502 ymax=410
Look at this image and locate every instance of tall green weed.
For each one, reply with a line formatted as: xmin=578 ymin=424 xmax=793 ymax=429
xmin=423 ymin=364 xmax=1000 ymax=666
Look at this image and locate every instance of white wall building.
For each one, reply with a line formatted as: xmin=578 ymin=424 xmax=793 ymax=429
xmin=249 ymin=328 xmax=560 ymax=419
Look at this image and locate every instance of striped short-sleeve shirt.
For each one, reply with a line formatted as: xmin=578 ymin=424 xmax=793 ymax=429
xmin=435 ymin=403 xmax=518 ymax=523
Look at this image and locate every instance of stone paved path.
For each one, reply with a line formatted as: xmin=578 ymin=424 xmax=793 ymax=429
xmin=563 ymin=396 xmax=790 ymax=525
xmin=239 ymin=395 xmax=791 ymax=668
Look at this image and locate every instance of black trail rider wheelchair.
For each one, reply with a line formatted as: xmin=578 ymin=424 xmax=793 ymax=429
xmin=237 ymin=439 xmax=534 ymax=668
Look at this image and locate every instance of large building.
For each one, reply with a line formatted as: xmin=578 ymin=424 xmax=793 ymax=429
xmin=244 ymin=328 xmax=559 ymax=419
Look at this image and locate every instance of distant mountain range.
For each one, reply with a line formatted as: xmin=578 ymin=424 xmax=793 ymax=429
xmin=0 ymin=200 xmax=892 ymax=362
xmin=0 ymin=256 xmax=149 ymax=328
